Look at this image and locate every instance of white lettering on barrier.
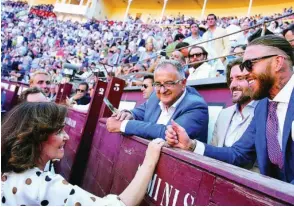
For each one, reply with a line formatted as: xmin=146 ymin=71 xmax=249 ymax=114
xmin=99 ymin=87 xmax=105 ymax=95
xmin=146 ymin=172 xmax=195 ymax=206
xmin=184 ymin=193 xmax=195 ymax=206
xmin=65 ymin=117 xmax=76 ymax=128
xmin=114 ymin=83 xmax=120 ymax=91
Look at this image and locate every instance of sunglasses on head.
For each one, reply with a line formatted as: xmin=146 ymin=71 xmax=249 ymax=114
xmin=76 ymin=89 xmax=86 ymax=92
xmin=240 ymin=54 xmax=278 ymax=72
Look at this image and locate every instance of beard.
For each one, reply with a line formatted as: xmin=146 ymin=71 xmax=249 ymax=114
xmin=250 ymin=65 xmax=275 ymax=100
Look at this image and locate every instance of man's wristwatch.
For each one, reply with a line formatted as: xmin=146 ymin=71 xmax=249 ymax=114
xmin=188 ymin=139 xmax=197 ymax=152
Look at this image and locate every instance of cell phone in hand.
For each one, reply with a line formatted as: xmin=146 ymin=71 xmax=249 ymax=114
xmin=103 ymin=97 xmax=117 ymax=114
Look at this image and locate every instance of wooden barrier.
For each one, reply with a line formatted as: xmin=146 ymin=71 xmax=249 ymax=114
xmin=55 ymin=83 xmax=73 ymax=104
xmin=55 ymin=77 xmax=126 ymax=185
xmin=81 ymin=119 xmax=294 ymax=206
xmin=1 ymin=80 xmax=22 ymax=111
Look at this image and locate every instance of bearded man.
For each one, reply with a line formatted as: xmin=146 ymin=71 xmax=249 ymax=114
xmin=166 ymin=35 xmax=294 ymax=184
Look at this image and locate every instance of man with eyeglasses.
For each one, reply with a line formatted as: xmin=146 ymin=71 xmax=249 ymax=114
xmin=202 ymin=14 xmax=230 ymax=62
xmin=165 ymin=35 xmax=294 ymax=184
xmin=107 ymin=60 xmax=208 ymax=142
xmin=29 ymin=70 xmax=51 ymax=96
xmin=187 ymin=46 xmax=216 ymax=80
xmin=141 ymin=75 xmax=154 ymax=100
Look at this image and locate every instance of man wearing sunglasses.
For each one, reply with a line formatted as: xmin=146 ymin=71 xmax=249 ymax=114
xmin=107 ymin=59 xmax=208 ymax=142
xmin=141 ymin=75 xmax=154 ymax=100
xmin=165 ymin=35 xmax=294 ymax=184
xmin=29 ymin=70 xmax=51 ymax=96
xmin=69 ymin=82 xmax=91 ymax=106
xmin=187 ymin=46 xmax=216 ymax=80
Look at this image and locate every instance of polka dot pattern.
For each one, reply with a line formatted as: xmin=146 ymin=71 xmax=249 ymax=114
xmin=12 ymin=187 xmax=17 ymax=194
xmin=2 ymin=196 xmax=6 ymax=203
xmin=62 ymin=180 xmax=69 ymax=185
xmin=45 ymin=176 xmax=52 ymax=182
xmin=75 ymin=202 xmax=81 ymax=206
xmin=64 ymin=199 xmax=67 ymax=203
xmin=25 ymin=178 xmax=32 ymax=185
xmin=36 ymin=171 xmax=41 ymax=176
xmin=1 ymin=175 xmax=7 ymax=182
xmin=70 ymin=189 xmax=75 ymax=195
xmin=41 ymin=200 xmax=49 ymax=206
xmin=90 ymin=197 xmax=96 ymax=202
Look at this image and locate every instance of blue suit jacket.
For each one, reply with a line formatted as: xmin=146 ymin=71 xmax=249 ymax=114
xmin=125 ymin=86 xmax=208 ymax=142
xmin=205 ymin=88 xmax=294 ymax=184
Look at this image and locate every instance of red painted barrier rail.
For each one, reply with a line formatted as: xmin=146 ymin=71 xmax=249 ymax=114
xmin=81 ymin=118 xmax=294 ymax=206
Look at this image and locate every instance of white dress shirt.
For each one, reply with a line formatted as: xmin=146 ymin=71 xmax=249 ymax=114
xmin=194 ymin=74 xmax=294 ymax=155
xmin=120 ymin=90 xmax=187 ymax=132
xmin=224 ymin=101 xmax=258 ymax=147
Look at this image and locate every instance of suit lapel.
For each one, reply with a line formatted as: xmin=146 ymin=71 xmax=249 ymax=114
xmin=256 ymin=99 xmax=268 ymax=161
xmin=282 ymin=88 xmax=294 ymax=158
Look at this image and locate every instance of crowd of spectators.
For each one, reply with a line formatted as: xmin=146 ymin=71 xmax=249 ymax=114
xmin=1 ymin=1 xmax=293 ymax=100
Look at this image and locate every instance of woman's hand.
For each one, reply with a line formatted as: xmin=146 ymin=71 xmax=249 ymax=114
xmin=143 ymin=138 xmax=165 ymax=166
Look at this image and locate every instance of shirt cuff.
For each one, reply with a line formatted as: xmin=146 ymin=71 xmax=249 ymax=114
xmin=193 ymin=141 xmax=205 ymax=155
xmin=120 ymin=120 xmax=129 ymax=133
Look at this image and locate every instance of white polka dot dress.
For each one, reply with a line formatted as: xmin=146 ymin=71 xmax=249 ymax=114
xmin=1 ymin=168 xmax=125 ymax=206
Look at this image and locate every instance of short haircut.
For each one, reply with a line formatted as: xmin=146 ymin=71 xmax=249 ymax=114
xmin=175 ymin=42 xmax=189 ymax=50
xmin=155 ymin=60 xmax=185 ymax=79
xmin=18 ymin=87 xmax=46 ymax=103
xmin=282 ymin=24 xmax=294 ymax=37
xmin=226 ymin=58 xmax=243 ymax=86
xmin=207 ymin=14 xmax=217 ymax=20
xmin=247 ymin=28 xmax=274 ymax=42
xmin=248 ymin=35 xmax=294 ymax=65
xmin=189 ymin=22 xmax=199 ymax=28
xmin=29 ymin=70 xmax=50 ymax=85
xmin=143 ymin=75 xmax=154 ymax=82
xmin=174 ymin=33 xmax=185 ymax=41
xmin=233 ymin=44 xmax=247 ymax=51
xmin=79 ymin=82 xmax=89 ymax=91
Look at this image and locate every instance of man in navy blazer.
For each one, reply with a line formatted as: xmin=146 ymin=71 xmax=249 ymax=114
xmin=107 ymin=60 xmax=208 ymax=142
xmin=166 ymin=35 xmax=294 ymax=184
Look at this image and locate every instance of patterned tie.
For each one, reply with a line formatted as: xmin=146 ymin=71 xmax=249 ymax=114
xmin=266 ymin=101 xmax=283 ymax=169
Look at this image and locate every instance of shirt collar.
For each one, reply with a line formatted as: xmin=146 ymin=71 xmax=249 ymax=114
xmin=235 ymin=100 xmax=258 ymax=117
xmin=159 ymin=89 xmax=187 ymax=111
xmin=272 ymin=74 xmax=294 ymax=103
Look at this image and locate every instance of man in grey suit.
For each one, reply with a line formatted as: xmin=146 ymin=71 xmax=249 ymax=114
xmin=211 ymin=58 xmax=259 ymax=147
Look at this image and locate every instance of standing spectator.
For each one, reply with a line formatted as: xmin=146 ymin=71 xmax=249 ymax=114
xmin=202 ymin=14 xmax=230 ymax=61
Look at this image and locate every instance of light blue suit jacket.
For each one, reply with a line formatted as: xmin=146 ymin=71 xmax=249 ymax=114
xmin=205 ymin=88 xmax=294 ymax=184
xmin=125 ymin=86 xmax=209 ymax=142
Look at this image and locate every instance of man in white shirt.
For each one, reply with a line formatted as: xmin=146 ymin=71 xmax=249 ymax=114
xmin=202 ymin=14 xmax=230 ymax=60
xmin=183 ymin=23 xmax=202 ymax=46
xmin=165 ymin=35 xmax=294 ymax=184
xmin=187 ymin=46 xmax=216 ymax=80
xmin=106 ymin=60 xmax=209 ymax=141
xmin=211 ymin=58 xmax=258 ymax=147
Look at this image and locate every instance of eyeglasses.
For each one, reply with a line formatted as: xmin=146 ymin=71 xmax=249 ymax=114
xmin=141 ymin=84 xmax=149 ymax=89
xmin=76 ymin=89 xmax=86 ymax=93
xmin=189 ymin=53 xmax=204 ymax=58
xmin=153 ymin=80 xmax=183 ymax=90
xmin=240 ymin=55 xmax=278 ymax=72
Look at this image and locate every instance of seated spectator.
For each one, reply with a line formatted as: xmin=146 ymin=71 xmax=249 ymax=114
xmin=141 ymin=75 xmax=154 ymax=100
xmin=175 ymin=42 xmax=189 ymax=62
xmin=29 ymin=70 xmax=51 ymax=96
xmin=282 ymin=24 xmax=294 ymax=48
xmin=18 ymin=87 xmax=48 ymax=103
xmin=1 ymin=102 xmax=165 ymax=206
xmin=187 ymin=46 xmax=216 ymax=80
xmin=106 ymin=60 xmax=208 ymax=142
xmin=48 ymin=84 xmax=57 ymax=102
xmin=68 ymin=82 xmax=91 ymax=106
xmin=165 ymin=35 xmax=294 ymax=184
xmin=9 ymin=64 xmax=26 ymax=82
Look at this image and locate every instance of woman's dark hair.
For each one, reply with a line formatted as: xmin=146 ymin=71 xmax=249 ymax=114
xmin=1 ymin=102 xmax=67 ymax=173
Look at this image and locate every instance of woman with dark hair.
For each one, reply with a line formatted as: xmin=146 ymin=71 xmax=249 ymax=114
xmin=1 ymin=102 xmax=165 ymax=206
